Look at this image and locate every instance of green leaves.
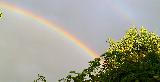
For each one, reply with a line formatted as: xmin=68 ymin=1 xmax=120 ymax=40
xmin=34 ymin=74 xmax=46 ymax=82
xmin=59 ymin=27 xmax=160 ymax=82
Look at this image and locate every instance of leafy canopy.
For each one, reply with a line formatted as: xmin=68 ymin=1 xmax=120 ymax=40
xmin=59 ymin=27 xmax=160 ymax=82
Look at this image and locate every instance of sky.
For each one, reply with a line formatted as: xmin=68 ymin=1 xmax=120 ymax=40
xmin=0 ymin=0 xmax=160 ymax=82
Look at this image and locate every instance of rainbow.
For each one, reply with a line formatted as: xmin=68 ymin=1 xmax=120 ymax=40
xmin=0 ymin=2 xmax=99 ymax=58
xmin=107 ymin=1 xmax=136 ymax=25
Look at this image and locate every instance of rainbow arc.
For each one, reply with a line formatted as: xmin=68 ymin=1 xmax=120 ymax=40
xmin=0 ymin=2 xmax=99 ymax=58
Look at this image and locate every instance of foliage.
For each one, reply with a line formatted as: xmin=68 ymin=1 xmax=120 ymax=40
xmin=34 ymin=74 xmax=46 ymax=82
xmin=59 ymin=27 xmax=160 ymax=82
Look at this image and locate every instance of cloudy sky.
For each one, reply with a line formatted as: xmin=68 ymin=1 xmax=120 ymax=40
xmin=0 ymin=0 xmax=160 ymax=82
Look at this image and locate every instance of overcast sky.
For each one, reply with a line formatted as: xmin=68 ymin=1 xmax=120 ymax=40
xmin=0 ymin=0 xmax=160 ymax=82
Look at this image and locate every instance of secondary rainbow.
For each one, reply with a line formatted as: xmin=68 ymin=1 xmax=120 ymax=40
xmin=0 ymin=2 xmax=99 ymax=58
xmin=108 ymin=1 xmax=136 ymax=25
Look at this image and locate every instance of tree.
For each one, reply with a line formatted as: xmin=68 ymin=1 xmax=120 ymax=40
xmin=34 ymin=74 xmax=46 ymax=82
xmin=59 ymin=27 xmax=160 ymax=82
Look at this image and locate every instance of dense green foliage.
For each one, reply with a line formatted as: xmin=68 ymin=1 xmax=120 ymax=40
xmin=59 ymin=27 xmax=160 ymax=82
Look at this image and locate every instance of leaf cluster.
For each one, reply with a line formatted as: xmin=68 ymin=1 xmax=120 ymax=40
xmin=59 ymin=27 xmax=160 ymax=82
xmin=34 ymin=74 xmax=46 ymax=82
